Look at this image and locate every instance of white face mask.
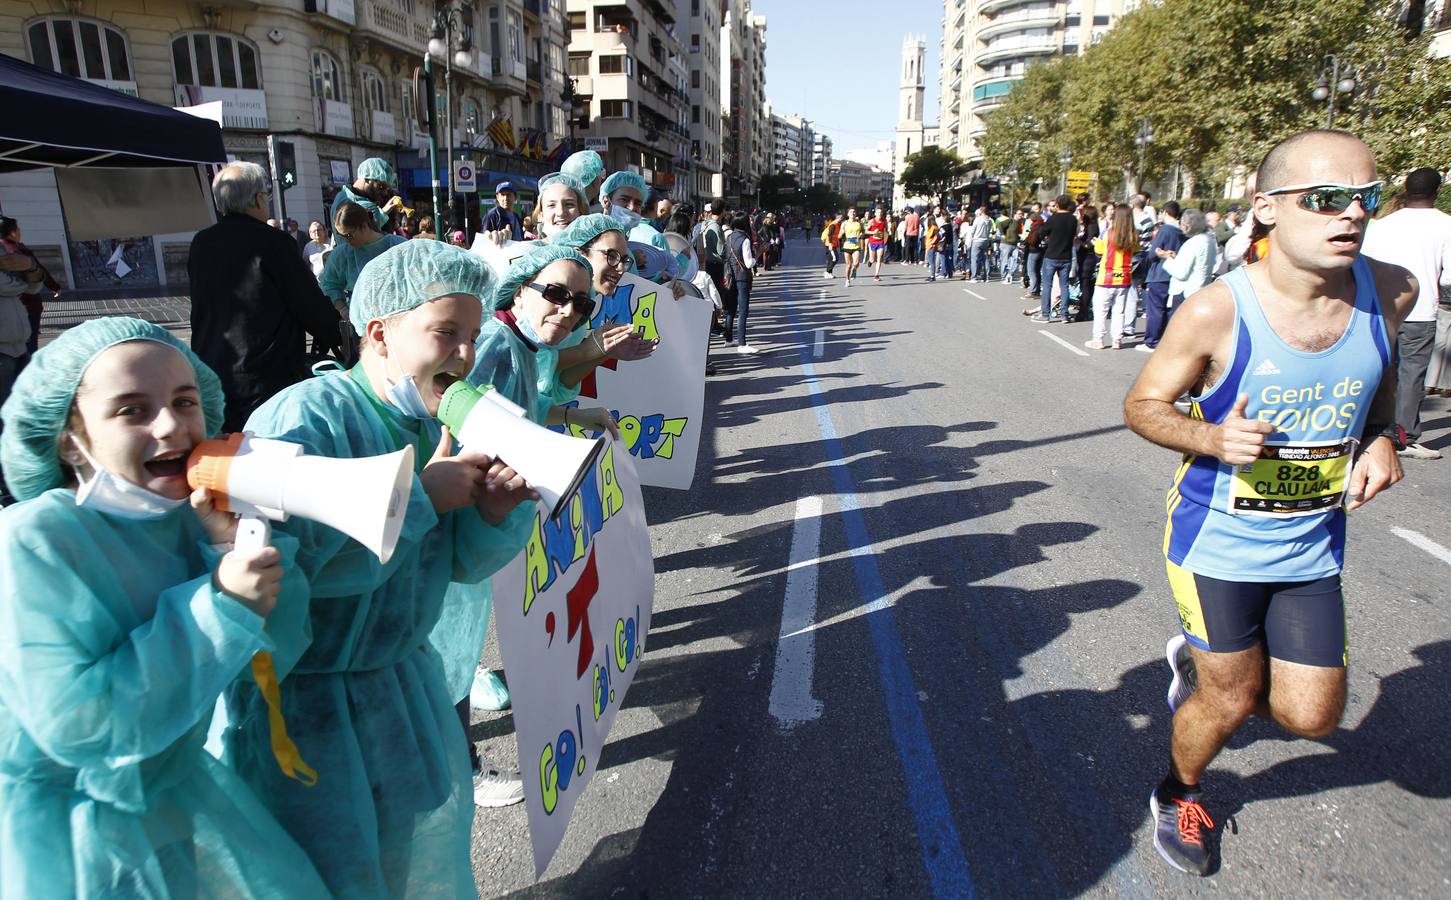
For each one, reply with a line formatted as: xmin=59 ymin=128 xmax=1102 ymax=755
xmin=609 ymin=205 xmax=642 ymax=231
xmin=381 ymin=336 xmax=433 ymax=419
xmin=69 ymin=436 xmax=187 ymax=520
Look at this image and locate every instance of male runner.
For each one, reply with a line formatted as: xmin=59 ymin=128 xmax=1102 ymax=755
xmin=839 ymin=208 xmax=865 ymax=287
xmin=1123 ymin=130 xmax=1416 ymax=876
xmin=821 ymin=212 xmax=844 ymax=278
xmin=865 ymin=207 xmax=889 ymax=283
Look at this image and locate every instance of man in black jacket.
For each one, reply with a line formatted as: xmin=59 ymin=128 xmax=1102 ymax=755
xmin=190 ymin=162 xmax=342 ymax=431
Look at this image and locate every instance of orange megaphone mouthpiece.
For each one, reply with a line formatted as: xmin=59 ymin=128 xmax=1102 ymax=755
xmin=186 ymin=433 xmax=246 ymax=513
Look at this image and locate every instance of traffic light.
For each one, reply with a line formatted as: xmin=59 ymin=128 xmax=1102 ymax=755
xmin=276 ymin=140 xmax=297 ymax=192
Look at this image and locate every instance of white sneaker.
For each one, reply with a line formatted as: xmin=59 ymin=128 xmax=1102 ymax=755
xmin=1136 ymin=344 xmax=1154 ymax=353
xmin=473 ymin=761 xmax=525 ymax=807
xmin=1398 ymin=442 xmax=1443 ymax=460
xmin=1166 ymin=634 xmax=1197 ymax=713
xmin=822 ymin=271 xmax=834 ymax=278
xmin=469 ymin=666 xmax=511 ymax=711
xmin=736 ymin=344 xmax=759 ymax=355
xmin=844 ymin=278 xmax=851 ymax=287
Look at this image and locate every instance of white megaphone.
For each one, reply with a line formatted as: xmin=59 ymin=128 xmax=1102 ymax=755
xmin=436 ymin=381 xmax=605 ymax=520
xmin=186 ymin=432 xmax=414 ymax=562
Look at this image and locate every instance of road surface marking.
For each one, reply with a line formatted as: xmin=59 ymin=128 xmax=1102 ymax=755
xmin=962 ymin=288 xmax=986 ymax=300
xmin=1038 ymin=329 xmax=1091 ymax=357
xmin=1391 ymin=527 xmax=1451 ymax=567
xmin=769 ymin=496 xmax=825 ymax=730
xmin=790 ymin=337 xmax=976 ymax=899
xmin=813 ymin=329 xmax=825 ymax=358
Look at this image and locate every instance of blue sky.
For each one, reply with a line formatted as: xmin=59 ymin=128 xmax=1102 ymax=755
xmin=753 ymin=0 xmax=943 ymax=156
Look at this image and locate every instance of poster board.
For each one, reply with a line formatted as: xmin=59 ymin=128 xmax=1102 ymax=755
xmin=491 ymin=440 xmax=654 ymax=875
xmin=564 ymin=270 xmax=711 ymax=490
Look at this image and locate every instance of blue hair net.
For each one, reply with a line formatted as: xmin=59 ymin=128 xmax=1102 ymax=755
xmin=550 ymin=213 xmax=626 ymax=252
xmin=600 ymin=171 xmax=647 ymax=201
xmin=356 ymin=157 xmax=397 ymax=186
xmin=560 ymin=150 xmax=605 ymax=186
xmin=349 ymin=239 xmax=496 ymax=333
xmin=538 ymin=172 xmax=589 ymax=209
xmin=0 ymin=317 xmax=224 ymax=501
xmin=493 ymin=244 xmax=594 ymax=314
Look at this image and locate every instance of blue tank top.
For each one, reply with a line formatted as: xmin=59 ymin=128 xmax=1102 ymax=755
xmin=1164 ymin=256 xmax=1391 ymax=581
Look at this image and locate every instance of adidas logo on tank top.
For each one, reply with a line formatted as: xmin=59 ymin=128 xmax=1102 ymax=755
xmin=1252 ymin=359 xmax=1282 ymax=376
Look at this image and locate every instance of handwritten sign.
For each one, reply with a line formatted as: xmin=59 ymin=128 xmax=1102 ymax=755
xmin=491 ymin=440 xmax=653 ymax=875
xmin=564 ymin=270 xmax=711 ymax=490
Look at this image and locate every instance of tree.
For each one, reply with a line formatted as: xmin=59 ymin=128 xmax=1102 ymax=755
xmin=899 ymin=146 xmax=970 ymax=201
xmin=802 ymin=183 xmax=841 ymax=215
xmin=978 ymin=0 xmax=1451 ymax=202
xmin=758 ymin=173 xmax=801 ymax=211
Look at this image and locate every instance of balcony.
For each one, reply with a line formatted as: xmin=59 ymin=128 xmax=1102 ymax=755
xmin=976 ymin=38 xmax=1059 ymax=68
xmin=523 ymin=0 xmax=543 ymax=22
xmin=371 ymin=108 xmax=397 ymax=144
xmin=173 ymin=85 xmax=268 ymax=129
xmin=304 ymin=0 xmax=356 ymax=26
xmin=316 ymin=97 xmax=355 ymax=138
xmin=977 ymin=0 xmax=1041 ymax=14
xmin=977 ymin=6 xmax=1060 ymax=42
xmin=363 ymin=0 xmax=431 ymax=52
xmin=490 ymin=56 xmax=529 ymax=95
xmin=527 ymin=59 xmax=542 ymax=83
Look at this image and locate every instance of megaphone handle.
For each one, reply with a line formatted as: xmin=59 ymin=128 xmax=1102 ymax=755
xmin=235 ymin=515 xmax=273 ymax=553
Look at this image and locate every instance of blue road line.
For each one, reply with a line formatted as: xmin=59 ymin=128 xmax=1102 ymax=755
xmin=789 ymin=343 xmax=977 ymax=899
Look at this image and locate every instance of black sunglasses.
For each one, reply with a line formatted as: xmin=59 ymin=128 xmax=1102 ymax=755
xmin=528 ymin=281 xmax=594 ymax=317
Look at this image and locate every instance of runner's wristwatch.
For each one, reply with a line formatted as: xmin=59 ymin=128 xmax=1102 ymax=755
xmin=1367 ymin=422 xmax=1406 ymax=451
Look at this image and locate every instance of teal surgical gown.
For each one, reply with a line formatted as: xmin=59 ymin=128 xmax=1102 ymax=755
xmin=429 ymin=316 xmax=541 ymax=702
xmin=318 ymin=233 xmax=408 ymax=304
xmin=228 ymin=370 xmax=525 ymax=898
xmin=0 ymin=491 xmax=329 ymax=899
xmin=329 ymin=185 xmax=389 ymax=233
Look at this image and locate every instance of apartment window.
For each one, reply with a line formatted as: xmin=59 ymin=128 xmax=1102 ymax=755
xmin=600 ymin=99 xmax=631 ymax=117
xmin=173 ymin=32 xmax=262 ymax=90
xmin=310 ymin=49 xmax=345 ymax=101
xmin=29 ymin=18 xmax=133 ymax=82
xmin=508 ymin=12 xmax=523 ymax=63
xmin=361 ymin=67 xmax=387 ymax=111
xmin=690 ymin=34 xmax=700 ymax=52
xmin=599 ymin=54 xmax=630 ymax=75
xmin=401 ymin=80 xmax=415 ymax=122
xmin=691 ymin=69 xmax=700 ymax=88
xmin=462 ymin=99 xmax=480 ymax=137
xmin=691 ymin=0 xmax=700 ymax=13
xmin=567 ymin=11 xmax=585 ymax=29
xmin=567 ymin=53 xmax=589 ymax=76
xmin=1092 ymin=14 xmax=1110 ymax=24
xmin=692 ymin=104 xmax=700 ymax=123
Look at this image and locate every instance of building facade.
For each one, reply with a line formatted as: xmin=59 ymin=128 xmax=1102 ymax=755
xmin=566 ymin=0 xmax=690 ymax=202
xmin=767 ymin=106 xmax=812 ymax=183
xmin=0 ymin=0 xmax=573 ymax=292
xmin=675 ymin=0 xmax=722 ymax=203
xmin=893 ymin=34 xmax=931 ymax=208
xmin=809 ymin=132 xmax=832 ymax=187
xmin=938 ymin=0 xmax=1131 ymax=176
xmin=830 ymin=159 xmax=891 ymax=207
xmin=720 ymin=0 xmax=765 ymax=205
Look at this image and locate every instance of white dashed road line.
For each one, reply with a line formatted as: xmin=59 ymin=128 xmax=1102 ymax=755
xmin=769 ymin=495 xmax=826 ymax=730
xmin=1038 ymin=329 xmax=1091 ymax=357
xmin=1391 ymin=526 xmax=1451 ymax=568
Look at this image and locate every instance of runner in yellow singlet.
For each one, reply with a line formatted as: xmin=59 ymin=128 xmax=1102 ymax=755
xmin=839 ymin=207 xmax=865 ymax=287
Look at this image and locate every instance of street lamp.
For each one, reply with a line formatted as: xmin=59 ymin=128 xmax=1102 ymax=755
xmin=427 ymin=0 xmax=474 ymax=235
xmin=1059 ymin=148 xmax=1072 ymax=194
xmin=560 ymin=76 xmax=579 ymax=149
xmin=1134 ymin=117 xmax=1154 ymax=192
xmin=1311 ymin=54 xmax=1357 ymax=129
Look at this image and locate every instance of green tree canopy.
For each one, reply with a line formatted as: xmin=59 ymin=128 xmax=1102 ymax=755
xmin=758 ymin=173 xmax=801 ymax=212
xmin=900 ymin=146 xmax=971 ymax=200
xmin=980 ymin=0 xmax=1451 ymax=201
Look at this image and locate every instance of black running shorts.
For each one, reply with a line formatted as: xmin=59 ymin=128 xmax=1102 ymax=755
xmin=1166 ymin=561 xmax=1347 ymax=667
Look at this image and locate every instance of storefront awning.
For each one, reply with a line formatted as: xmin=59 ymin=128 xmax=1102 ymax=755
xmin=0 ymin=52 xmax=226 ymax=172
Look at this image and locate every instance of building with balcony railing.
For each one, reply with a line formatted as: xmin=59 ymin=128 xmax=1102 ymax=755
xmin=0 ymin=0 xmax=572 ymax=294
xmin=720 ymin=0 xmax=765 ymax=204
xmin=674 ymin=0 xmax=722 ymax=204
xmin=937 ymin=0 xmax=1130 ymax=180
xmin=767 ymin=106 xmax=813 ymax=185
xmin=566 ymin=0 xmax=690 ymax=200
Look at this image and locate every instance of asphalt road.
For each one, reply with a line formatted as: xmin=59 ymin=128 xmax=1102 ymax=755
xmin=469 ymin=237 xmax=1451 ymax=898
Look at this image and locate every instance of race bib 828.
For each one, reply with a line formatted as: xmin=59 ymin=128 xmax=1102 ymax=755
xmin=1229 ymin=439 xmax=1356 ymax=517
